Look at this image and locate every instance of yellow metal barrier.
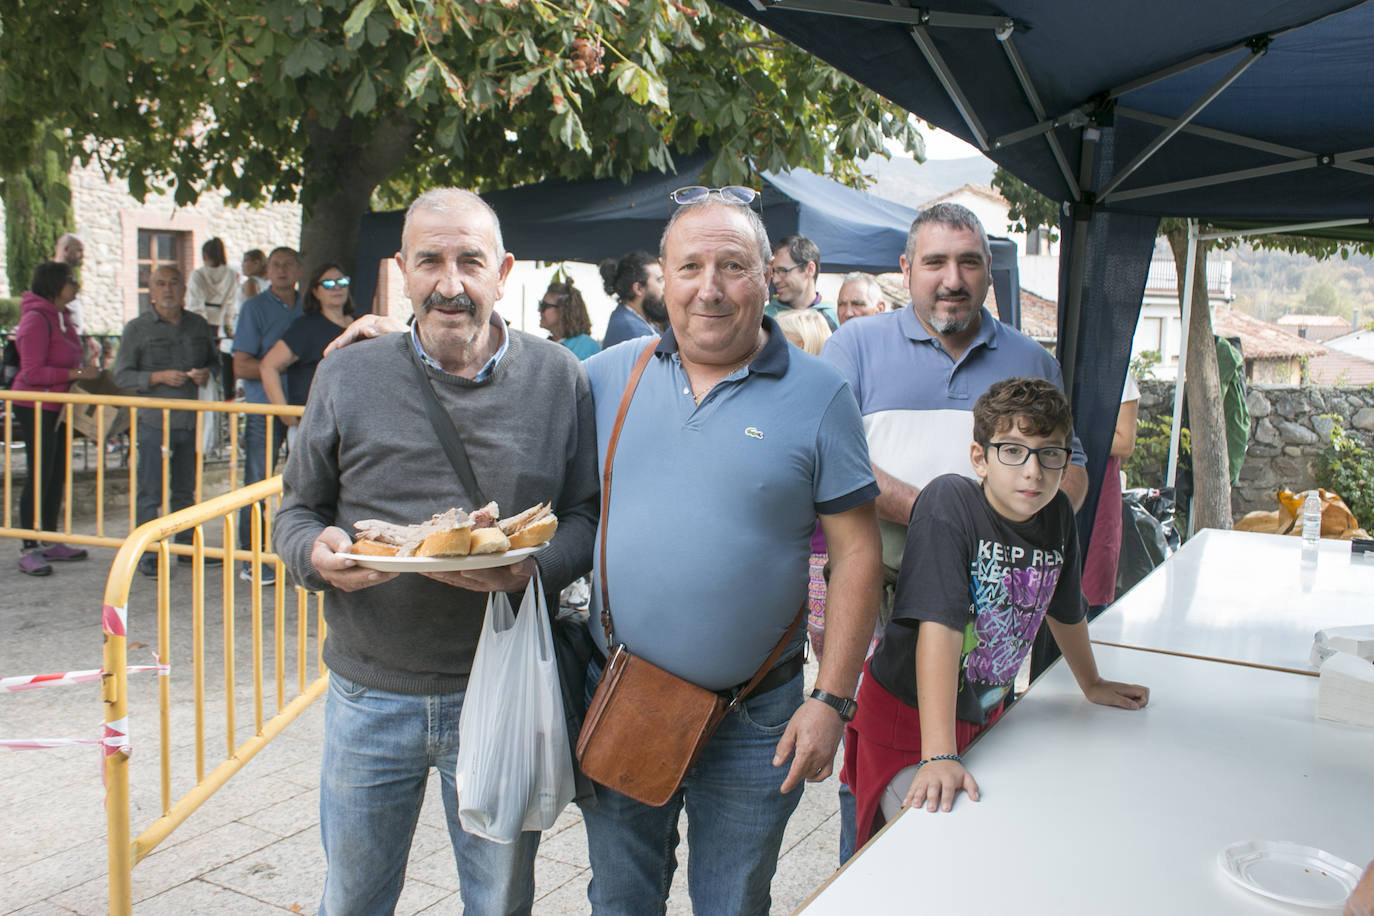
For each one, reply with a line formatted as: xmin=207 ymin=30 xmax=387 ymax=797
xmin=99 ymin=476 xmax=326 ymax=915
xmin=1 ymin=389 xmax=302 ymax=549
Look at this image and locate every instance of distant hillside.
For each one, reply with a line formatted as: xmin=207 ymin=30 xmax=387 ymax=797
xmin=1230 ymin=243 xmax=1374 ymax=325
xmin=859 ymin=153 xmax=997 ymax=212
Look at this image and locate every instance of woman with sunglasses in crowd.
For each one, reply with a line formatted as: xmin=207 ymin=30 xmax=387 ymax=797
xmin=538 ymin=279 xmax=600 ymax=360
xmin=259 ymin=263 xmax=355 ymax=438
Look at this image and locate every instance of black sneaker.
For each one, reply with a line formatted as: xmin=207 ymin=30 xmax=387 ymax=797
xmin=178 ymin=554 xmax=223 ymax=567
xmin=138 ymin=555 xmax=159 ymax=578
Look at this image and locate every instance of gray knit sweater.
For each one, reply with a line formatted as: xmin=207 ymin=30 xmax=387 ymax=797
xmin=273 ymin=329 xmax=598 ymax=694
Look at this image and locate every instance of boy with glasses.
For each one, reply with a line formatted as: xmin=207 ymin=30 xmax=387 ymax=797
xmin=842 ymin=377 xmax=1149 ymax=850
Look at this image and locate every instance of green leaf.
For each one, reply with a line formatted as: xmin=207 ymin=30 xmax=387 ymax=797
xmin=343 ymin=0 xmax=378 ymax=37
xmin=351 ymin=73 xmax=377 ymax=113
xmin=365 ymin=16 xmax=389 ymax=47
xmin=551 ymin=109 xmax=589 ymax=153
xmin=644 ymin=73 xmax=669 ymax=110
xmin=508 ymin=68 xmax=544 ymax=107
xmin=226 ymin=50 xmax=250 ymax=81
xmin=403 ymin=59 xmax=433 ymax=98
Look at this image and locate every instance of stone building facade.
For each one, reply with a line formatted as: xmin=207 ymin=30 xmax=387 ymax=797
xmin=1137 ymin=379 xmax=1374 ymax=517
xmin=1 ymin=160 xmax=301 ymax=334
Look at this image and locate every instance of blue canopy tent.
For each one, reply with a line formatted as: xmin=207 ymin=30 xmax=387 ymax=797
xmin=351 ymin=154 xmax=1021 ymax=330
xmin=716 ymin=0 xmax=1374 ymax=541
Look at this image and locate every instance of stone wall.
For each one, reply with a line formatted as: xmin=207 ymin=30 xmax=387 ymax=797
xmin=1137 ymin=379 xmax=1374 ymax=516
xmin=0 ymin=160 xmax=301 ymax=331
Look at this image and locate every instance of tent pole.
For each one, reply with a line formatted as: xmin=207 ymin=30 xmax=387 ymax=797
xmin=1058 ymin=126 xmax=1099 ymax=395
xmin=1166 ymin=218 xmax=1199 ymax=489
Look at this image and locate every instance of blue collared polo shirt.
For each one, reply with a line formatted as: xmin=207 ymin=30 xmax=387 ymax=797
xmin=234 ymin=288 xmax=301 ymax=404
xmin=583 ymin=317 xmax=878 ymax=690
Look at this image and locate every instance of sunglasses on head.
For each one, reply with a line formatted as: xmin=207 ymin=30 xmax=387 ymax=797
xmin=669 ymin=186 xmax=758 ymax=206
xmin=319 ymin=276 xmax=351 ymax=290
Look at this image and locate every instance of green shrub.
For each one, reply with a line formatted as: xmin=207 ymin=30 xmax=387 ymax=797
xmin=1315 ymin=415 xmax=1374 ymax=529
xmin=1129 ymin=349 xmax=1161 ymax=381
xmin=0 ymin=296 xmax=20 ymax=330
xmin=1123 ymin=415 xmax=1189 ymax=490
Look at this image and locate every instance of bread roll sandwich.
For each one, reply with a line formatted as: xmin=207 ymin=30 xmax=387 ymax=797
xmin=352 ymin=508 xmax=472 ymax=557
xmin=349 ymin=502 xmax=557 ymax=558
xmin=499 ymin=502 xmax=558 ymax=549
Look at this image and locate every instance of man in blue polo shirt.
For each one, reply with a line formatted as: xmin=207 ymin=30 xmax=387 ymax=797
xmin=232 ymin=245 xmax=301 ymax=583
xmin=580 ymin=196 xmax=882 ymax=915
xmin=820 ymin=202 xmax=1087 ymax=861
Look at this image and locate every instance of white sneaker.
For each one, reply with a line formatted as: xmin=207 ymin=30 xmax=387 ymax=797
xmin=239 ymin=564 xmax=276 ymax=585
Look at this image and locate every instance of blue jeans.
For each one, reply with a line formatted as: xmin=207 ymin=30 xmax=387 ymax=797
xmin=580 ymin=661 xmax=804 ymax=915
xmin=838 ymin=777 xmax=858 ymax=864
xmin=238 ymin=412 xmax=286 ymax=550
xmin=135 ymin=425 xmax=196 ymax=537
xmin=319 ymin=673 xmax=540 ymax=916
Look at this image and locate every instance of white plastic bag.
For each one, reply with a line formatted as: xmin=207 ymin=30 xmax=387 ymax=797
xmin=455 ymin=570 xmax=574 ymax=843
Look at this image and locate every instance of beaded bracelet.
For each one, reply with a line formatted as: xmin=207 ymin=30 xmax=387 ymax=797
xmin=913 ymin=753 xmax=963 ymax=772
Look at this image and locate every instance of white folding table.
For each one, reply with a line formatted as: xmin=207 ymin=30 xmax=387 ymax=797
xmin=797 ymin=645 xmax=1374 ymax=914
xmin=1090 ymin=528 xmax=1374 ymax=674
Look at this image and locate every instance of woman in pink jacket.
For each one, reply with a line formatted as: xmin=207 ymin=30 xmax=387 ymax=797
xmin=12 ymin=261 xmax=101 ymax=576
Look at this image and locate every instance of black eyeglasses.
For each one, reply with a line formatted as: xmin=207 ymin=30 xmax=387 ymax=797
xmin=984 ymin=442 xmax=1070 ymax=470
xmin=772 ymin=263 xmax=803 ymax=277
xmin=538 ymin=301 xmax=560 ymax=312
xmin=319 ymin=277 xmax=351 ymax=290
xmin=669 ymin=186 xmax=758 ymax=205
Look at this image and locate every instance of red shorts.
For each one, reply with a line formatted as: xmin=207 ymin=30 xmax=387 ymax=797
xmin=841 ymin=659 xmax=1004 ymax=849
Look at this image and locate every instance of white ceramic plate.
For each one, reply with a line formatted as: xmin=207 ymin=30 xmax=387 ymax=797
xmin=343 ymin=545 xmax=542 ymax=573
xmin=1218 ymin=840 xmax=1362 ymax=909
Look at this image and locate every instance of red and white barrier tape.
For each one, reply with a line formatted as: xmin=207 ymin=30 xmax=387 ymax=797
xmin=0 ymin=719 xmax=129 ymax=755
xmin=1 ymin=661 xmax=168 ymax=693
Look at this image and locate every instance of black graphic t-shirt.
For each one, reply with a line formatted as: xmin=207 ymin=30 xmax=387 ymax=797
xmin=868 ymin=474 xmax=1086 ymax=725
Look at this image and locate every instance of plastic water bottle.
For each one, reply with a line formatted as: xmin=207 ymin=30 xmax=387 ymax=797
xmin=1301 ymin=491 xmax=1322 ymax=547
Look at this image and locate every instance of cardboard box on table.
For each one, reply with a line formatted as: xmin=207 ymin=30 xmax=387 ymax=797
xmin=64 ymin=372 xmax=131 ymax=442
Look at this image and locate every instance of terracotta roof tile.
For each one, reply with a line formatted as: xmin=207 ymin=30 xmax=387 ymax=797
xmin=1211 ymin=307 xmax=1326 ymax=359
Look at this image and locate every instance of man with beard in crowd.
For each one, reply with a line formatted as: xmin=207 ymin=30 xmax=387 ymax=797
xmin=599 ymin=249 xmax=668 ymax=348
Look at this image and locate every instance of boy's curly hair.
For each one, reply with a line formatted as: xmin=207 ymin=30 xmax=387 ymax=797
xmin=972 ymin=377 xmax=1074 ymax=444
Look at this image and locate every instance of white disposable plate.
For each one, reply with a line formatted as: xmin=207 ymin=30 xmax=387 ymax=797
xmin=344 ymin=545 xmax=542 ymax=573
xmin=1218 ymin=840 xmax=1362 ymax=909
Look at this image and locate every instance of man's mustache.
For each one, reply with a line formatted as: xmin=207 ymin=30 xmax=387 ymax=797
xmin=422 ymin=291 xmax=476 ymax=314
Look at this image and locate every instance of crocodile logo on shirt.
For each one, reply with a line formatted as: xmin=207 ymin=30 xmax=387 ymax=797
xmin=745 ymin=427 xmax=764 ymax=440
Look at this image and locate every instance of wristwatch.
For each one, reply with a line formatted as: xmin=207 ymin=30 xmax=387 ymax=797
xmin=809 ymin=688 xmax=857 ymax=722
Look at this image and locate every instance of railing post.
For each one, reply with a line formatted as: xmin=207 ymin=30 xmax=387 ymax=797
xmin=102 ymin=592 xmax=133 ymax=916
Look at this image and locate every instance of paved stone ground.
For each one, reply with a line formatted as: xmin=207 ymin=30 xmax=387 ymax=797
xmin=1 ymin=538 xmax=845 ymax=915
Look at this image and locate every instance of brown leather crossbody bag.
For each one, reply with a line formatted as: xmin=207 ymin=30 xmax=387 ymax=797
xmin=575 ymin=339 xmax=801 ymax=807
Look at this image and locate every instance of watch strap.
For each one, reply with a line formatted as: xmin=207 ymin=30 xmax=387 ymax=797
xmin=809 ymin=688 xmax=857 ymax=722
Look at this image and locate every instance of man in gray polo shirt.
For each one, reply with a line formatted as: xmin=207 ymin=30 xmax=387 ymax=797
xmin=579 ymin=195 xmax=881 ymax=915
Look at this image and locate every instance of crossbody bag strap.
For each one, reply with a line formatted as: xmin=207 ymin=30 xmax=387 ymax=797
xmin=598 ymin=339 xmax=659 ymax=647
xmin=724 ymin=606 xmax=806 ymax=711
xmin=407 ymin=340 xmax=488 ymax=507
xmin=597 ymin=338 xmax=804 ymax=704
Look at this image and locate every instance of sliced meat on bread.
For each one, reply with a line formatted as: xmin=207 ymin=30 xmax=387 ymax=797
xmin=499 ymin=502 xmax=558 ymax=549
